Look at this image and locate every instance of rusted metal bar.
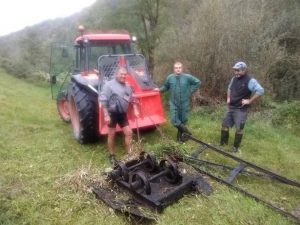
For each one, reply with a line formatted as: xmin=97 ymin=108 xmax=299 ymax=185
xmin=190 ymin=165 xmax=300 ymax=224
xmin=184 ymin=134 xmax=300 ymax=188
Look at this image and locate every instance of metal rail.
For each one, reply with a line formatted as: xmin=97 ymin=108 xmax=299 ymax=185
xmin=185 ymin=156 xmax=273 ymax=180
xmin=191 ymin=165 xmax=300 ymax=224
xmin=183 ymin=134 xmax=300 ymax=223
xmin=184 ymin=134 xmax=300 ymax=188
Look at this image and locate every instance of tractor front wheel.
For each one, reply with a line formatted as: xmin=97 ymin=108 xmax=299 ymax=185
xmin=57 ymin=98 xmax=70 ymax=123
xmin=68 ymin=82 xmax=99 ymax=144
xmin=57 ymin=90 xmax=70 ymax=123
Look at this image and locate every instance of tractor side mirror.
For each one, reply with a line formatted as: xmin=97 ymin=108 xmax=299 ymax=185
xmin=51 ymin=75 xmax=57 ymax=84
xmin=62 ymin=48 xmax=69 ymax=58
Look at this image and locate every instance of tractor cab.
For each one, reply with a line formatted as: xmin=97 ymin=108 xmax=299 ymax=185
xmin=73 ymin=30 xmax=133 ymax=75
xmin=50 ymin=28 xmax=134 ymax=100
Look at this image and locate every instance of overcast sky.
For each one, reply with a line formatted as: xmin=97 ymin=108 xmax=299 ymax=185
xmin=0 ymin=0 xmax=96 ymax=36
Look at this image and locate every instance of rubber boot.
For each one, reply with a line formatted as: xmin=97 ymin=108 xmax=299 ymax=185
xmin=220 ymin=130 xmax=229 ymax=145
xmin=177 ymin=124 xmax=192 ymax=135
xmin=216 ymin=130 xmax=229 ymax=147
xmin=229 ymin=133 xmax=243 ymax=152
xmin=177 ymin=129 xmax=183 ymax=143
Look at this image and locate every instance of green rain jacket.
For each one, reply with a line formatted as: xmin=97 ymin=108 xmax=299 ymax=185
xmin=159 ymin=73 xmax=201 ymax=127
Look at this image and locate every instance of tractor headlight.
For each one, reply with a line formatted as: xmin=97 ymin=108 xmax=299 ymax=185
xmin=132 ymin=36 xmax=137 ymax=42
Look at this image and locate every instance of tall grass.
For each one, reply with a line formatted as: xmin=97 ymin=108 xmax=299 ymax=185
xmin=0 ymin=72 xmax=299 ymax=225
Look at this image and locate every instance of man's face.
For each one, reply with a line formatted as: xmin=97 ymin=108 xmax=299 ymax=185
xmin=116 ymin=69 xmax=127 ymax=83
xmin=233 ymin=69 xmax=246 ymax=77
xmin=174 ymin=65 xmax=183 ymax=76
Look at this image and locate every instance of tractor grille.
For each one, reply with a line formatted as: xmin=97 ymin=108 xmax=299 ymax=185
xmin=98 ymin=56 xmax=121 ymax=83
xmin=98 ymin=54 xmax=155 ymax=89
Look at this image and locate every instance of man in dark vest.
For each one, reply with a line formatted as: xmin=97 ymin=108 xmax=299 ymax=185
xmin=218 ymin=62 xmax=264 ymax=152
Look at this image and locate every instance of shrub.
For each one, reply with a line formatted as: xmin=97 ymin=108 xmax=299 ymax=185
xmin=270 ymin=101 xmax=300 ymax=134
xmin=27 ymin=71 xmax=50 ymax=83
xmin=154 ymin=0 xmax=287 ymax=108
xmin=1 ymin=58 xmax=33 ymax=79
xmin=267 ymin=57 xmax=300 ymax=101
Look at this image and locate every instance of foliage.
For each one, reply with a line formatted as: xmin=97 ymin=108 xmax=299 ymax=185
xmin=268 ymin=101 xmax=300 ymax=135
xmin=90 ymin=0 xmax=171 ymax=75
xmin=154 ymin=0 xmax=297 ymax=103
xmin=267 ymin=57 xmax=300 ymax=101
xmin=0 ymin=14 xmax=80 ymax=80
xmin=0 ymin=57 xmax=33 ymax=79
xmin=27 ymin=71 xmax=51 ymax=83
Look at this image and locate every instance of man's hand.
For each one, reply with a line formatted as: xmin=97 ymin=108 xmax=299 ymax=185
xmin=134 ymin=110 xmax=140 ymax=118
xmin=153 ymin=88 xmax=159 ymax=92
xmin=104 ymin=115 xmax=111 ymax=125
xmin=242 ymin=99 xmax=250 ymax=106
xmin=227 ymin=97 xmax=230 ymax=104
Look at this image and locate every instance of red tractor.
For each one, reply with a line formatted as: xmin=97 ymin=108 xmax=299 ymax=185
xmin=50 ymin=26 xmax=166 ymax=143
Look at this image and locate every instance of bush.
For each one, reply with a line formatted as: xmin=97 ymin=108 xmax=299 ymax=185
xmin=269 ymin=101 xmax=300 ymax=134
xmin=1 ymin=58 xmax=33 ymax=79
xmin=267 ymin=57 xmax=300 ymax=101
xmin=154 ymin=0 xmax=287 ymax=107
xmin=27 ymin=71 xmax=50 ymax=83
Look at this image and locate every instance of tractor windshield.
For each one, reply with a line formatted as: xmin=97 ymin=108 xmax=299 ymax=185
xmin=79 ymin=42 xmax=133 ymax=72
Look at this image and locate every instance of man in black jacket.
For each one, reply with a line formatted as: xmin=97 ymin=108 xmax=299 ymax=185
xmin=218 ymin=62 xmax=264 ymax=152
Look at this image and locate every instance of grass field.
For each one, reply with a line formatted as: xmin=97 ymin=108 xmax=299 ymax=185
xmin=1 ymin=71 xmax=300 ymax=225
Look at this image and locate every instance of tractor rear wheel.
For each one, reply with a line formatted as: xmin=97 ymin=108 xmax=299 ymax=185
xmin=68 ymin=82 xmax=99 ymax=144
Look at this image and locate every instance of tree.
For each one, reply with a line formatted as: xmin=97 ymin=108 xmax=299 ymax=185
xmin=90 ymin=0 xmax=171 ymax=76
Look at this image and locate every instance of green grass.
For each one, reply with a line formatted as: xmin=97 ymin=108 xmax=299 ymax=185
xmin=0 ymin=71 xmax=299 ymax=225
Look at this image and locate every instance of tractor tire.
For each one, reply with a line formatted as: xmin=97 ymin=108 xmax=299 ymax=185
xmin=68 ymin=82 xmax=99 ymax=144
xmin=57 ymin=98 xmax=71 ymax=123
xmin=57 ymin=90 xmax=70 ymax=123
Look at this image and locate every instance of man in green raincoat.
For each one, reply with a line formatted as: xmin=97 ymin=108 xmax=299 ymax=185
xmin=154 ymin=62 xmax=201 ymax=142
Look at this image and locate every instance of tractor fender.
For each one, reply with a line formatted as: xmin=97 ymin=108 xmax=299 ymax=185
xmin=71 ymin=74 xmax=98 ymax=97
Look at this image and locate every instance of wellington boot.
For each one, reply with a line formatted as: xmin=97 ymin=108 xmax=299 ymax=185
xmin=228 ymin=146 xmax=238 ymax=152
xmin=177 ymin=124 xmax=192 ymax=135
xmin=220 ymin=130 xmax=229 ymax=145
xmin=229 ymin=133 xmax=243 ymax=152
xmin=215 ymin=130 xmax=229 ymax=147
xmin=177 ymin=130 xmax=183 ymax=143
xmin=233 ymin=133 xmax=243 ymax=149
